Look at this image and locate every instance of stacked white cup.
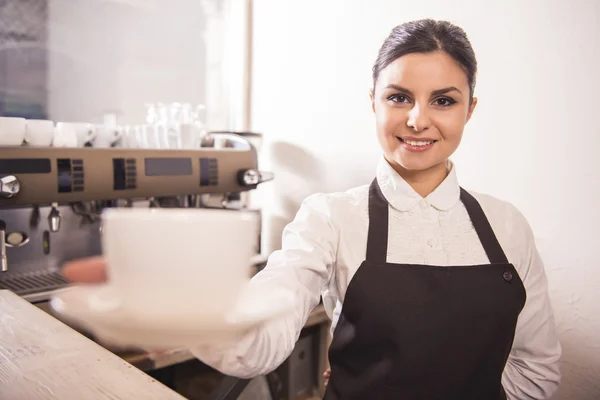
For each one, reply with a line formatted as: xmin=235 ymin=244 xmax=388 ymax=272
xmin=0 ymin=117 xmax=26 ymax=146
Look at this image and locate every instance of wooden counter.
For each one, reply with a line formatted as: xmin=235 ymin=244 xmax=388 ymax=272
xmin=0 ymin=289 xmax=185 ymax=400
xmin=33 ymin=293 xmax=333 ymax=398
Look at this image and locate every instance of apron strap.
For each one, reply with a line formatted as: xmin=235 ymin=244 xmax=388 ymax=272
xmin=459 ymin=188 xmax=509 ymax=264
xmin=366 ymin=179 xmax=389 ymax=263
xmin=366 ymin=178 xmax=509 ymax=265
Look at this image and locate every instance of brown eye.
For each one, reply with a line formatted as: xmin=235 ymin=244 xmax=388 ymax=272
xmin=388 ymin=94 xmax=410 ymax=103
xmin=434 ymin=97 xmax=456 ymax=107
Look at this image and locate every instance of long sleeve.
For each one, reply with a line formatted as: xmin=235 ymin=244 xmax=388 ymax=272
xmin=189 ymin=193 xmax=337 ymax=378
xmin=502 ymin=212 xmax=562 ymax=399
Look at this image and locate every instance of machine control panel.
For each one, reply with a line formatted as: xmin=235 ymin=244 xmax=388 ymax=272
xmin=113 ymin=158 xmax=137 ymax=191
xmin=200 ymin=158 xmax=218 ymax=186
xmin=0 ymin=144 xmax=266 ymax=208
xmin=57 ymin=158 xmax=84 ymax=193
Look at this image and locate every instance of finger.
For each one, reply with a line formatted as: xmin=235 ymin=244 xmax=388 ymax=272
xmin=62 ymin=256 xmax=108 ymax=283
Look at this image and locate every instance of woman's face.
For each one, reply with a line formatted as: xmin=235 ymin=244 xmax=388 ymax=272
xmin=371 ymin=51 xmax=477 ymax=173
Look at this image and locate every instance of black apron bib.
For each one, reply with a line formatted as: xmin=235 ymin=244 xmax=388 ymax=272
xmin=323 ymin=179 xmax=527 ymax=400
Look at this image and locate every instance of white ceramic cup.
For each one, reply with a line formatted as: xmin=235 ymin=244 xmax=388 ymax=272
xmin=25 ymin=119 xmax=54 ymax=146
xmin=68 ymin=123 xmax=96 ymax=147
xmin=130 ymin=125 xmax=149 ymax=148
xmin=120 ymin=125 xmax=136 ymax=148
xmin=53 ymin=122 xmax=78 ymax=147
xmin=94 ymin=125 xmax=123 ymax=148
xmin=101 ymin=208 xmax=258 ymax=322
xmin=0 ymin=117 xmax=26 ymax=145
xmin=179 ymin=123 xmax=204 ymax=149
xmin=142 ymin=124 xmax=161 ymax=149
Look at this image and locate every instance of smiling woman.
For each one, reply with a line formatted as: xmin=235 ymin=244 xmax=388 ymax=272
xmin=371 ymin=20 xmax=479 ymax=197
xmin=63 ymin=18 xmax=562 ymax=400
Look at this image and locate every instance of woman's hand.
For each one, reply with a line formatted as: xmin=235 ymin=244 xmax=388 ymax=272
xmin=61 ymin=256 xmax=169 ymax=355
xmin=323 ymin=368 xmax=331 ymax=388
xmin=62 ymin=256 xmax=108 ymax=283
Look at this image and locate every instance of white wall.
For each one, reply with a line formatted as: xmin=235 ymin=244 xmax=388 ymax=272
xmin=251 ymin=0 xmax=600 ymax=398
xmin=47 ymin=0 xmax=208 ymax=125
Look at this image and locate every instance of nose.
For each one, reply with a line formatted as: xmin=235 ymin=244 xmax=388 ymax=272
xmin=406 ymin=104 xmax=431 ymax=132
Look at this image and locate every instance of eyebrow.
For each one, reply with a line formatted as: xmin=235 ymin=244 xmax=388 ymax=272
xmin=432 ymin=86 xmax=462 ymax=96
xmin=384 ymin=84 xmax=463 ymax=97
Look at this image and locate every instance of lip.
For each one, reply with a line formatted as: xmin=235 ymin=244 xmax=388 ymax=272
xmin=396 ymin=136 xmax=437 ymax=153
xmin=398 ymin=136 xmax=438 ymax=142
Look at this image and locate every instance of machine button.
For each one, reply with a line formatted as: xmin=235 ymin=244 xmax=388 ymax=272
xmin=56 ymin=159 xmax=72 ymax=193
xmin=200 ymin=158 xmax=218 ymax=186
xmin=113 ymin=158 xmax=126 ymax=190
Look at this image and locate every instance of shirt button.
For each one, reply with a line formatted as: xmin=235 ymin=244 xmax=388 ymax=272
xmin=420 ymin=200 xmax=428 ymax=209
xmin=427 ymin=238 xmax=437 ymax=248
xmin=503 ymin=271 xmax=513 ymax=282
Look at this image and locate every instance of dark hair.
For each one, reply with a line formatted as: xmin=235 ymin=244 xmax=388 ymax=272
xmin=373 ymin=19 xmax=477 ymax=101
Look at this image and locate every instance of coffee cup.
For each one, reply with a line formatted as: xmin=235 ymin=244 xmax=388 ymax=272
xmin=94 ymin=125 xmax=123 ymax=148
xmin=25 ymin=119 xmax=54 ymax=146
xmin=0 ymin=117 xmax=26 ymax=146
xmin=100 ymin=208 xmax=258 ymax=322
xmin=69 ymin=123 xmax=96 ymax=147
xmin=53 ymin=122 xmax=78 ymax=147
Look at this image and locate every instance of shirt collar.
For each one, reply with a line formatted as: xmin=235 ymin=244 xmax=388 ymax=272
xmin=375 ymin=156 xmax=460 ymax=212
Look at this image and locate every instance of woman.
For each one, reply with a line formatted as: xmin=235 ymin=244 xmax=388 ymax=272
xmin=64 ymin=19 xmax=561 ymax=399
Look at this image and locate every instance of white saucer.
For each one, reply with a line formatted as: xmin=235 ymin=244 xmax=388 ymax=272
xmin=50 ymin=283 xmax=295 ymax=350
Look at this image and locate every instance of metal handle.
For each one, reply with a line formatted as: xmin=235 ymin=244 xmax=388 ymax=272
xmin=48 ymin=203 xmax=61 ymax=232
xmin=201 ymin=132 xmax=254 ymax=150
xmin=0 ymin=220 xmax=7 ymax=272
xmin=238 ymin=169 xmax=274 ymax=187
xmin=0 ymin=175 xmax=20 ymax=198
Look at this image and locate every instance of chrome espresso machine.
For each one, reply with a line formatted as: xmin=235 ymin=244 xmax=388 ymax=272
xmin=0 ymin=133 xmax=271 ymax=303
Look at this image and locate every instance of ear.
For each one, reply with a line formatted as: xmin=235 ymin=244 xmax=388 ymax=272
xmin=466 ymin=97 xmax=478 ymax=122
xmin=370 ymin=89 xmax=375 ymax=113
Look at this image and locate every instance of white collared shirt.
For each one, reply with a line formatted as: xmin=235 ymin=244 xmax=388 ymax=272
xmin=191 ymin=156 xmax=561 ymax=399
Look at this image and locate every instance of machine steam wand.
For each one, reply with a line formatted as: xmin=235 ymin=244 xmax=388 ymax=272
xmin=0 ymin=175 xmax=20 ymax=272
xmin=0 ymin=220 xmax=6 ymax=272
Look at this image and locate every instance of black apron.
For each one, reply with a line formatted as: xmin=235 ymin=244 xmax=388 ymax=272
xmin=323 ymin=179 xmax=527 ymax=400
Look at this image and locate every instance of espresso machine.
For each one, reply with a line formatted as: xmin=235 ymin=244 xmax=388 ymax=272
xmin=0 ymin=132 xmax=272 ymax=303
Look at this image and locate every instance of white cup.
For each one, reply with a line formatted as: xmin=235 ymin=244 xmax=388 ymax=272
xmin=69 ymin=123 xmax=96 ymax=147
xmin=142 ymin=124 xmax=161 ymax=149
xmin=101 ymin=208 xmax=258 ymax=322
xmin=130 ymin=125 xmax=149 ymax=148
xmin=0 ymin=117 xmax=26 ymax=146
xmin=179 ymin=123 xmax=204 ymax=149
xmin=155 ymin=125 xmax=171 ymax=149
xmin=94 ymin=125 xmax=123 ymax=148
xmin=121 ymin=125 xmax=137 ymax=148
xmin=53 ymin=122 xmax=78 ymax=147
xmin=25 ymin=119 xmax=54 ymax=146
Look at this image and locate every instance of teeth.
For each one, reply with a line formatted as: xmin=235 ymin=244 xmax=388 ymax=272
xmin=403 ymin=139 xmax=434 ymax=146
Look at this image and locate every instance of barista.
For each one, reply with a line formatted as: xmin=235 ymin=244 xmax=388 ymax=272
xmin=63 ymin=19 xmax=561 ymax=399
